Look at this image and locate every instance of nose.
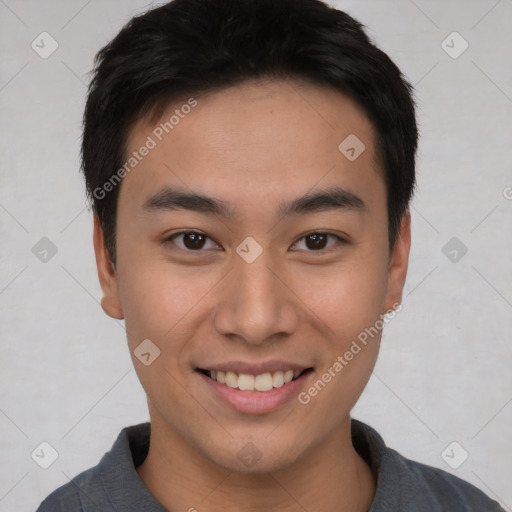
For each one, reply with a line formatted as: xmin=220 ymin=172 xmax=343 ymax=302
xmin=211 ymin=248 xmax=299 ymax=345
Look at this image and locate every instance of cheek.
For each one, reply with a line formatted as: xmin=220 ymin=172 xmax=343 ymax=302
xmin=294 ymin=255 xmax=389 ymax=344
xmin=293 ymin=256 xmax=389 ymax=429
xmin=115 ymin=243 xmax=221 ymax=351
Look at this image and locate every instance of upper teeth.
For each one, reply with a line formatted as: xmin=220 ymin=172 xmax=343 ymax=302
xmin=209 ymin=370 xmax=301 ymax=391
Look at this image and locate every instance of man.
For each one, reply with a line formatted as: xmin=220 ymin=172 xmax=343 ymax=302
xmin=36 ymin=0 xmax=505 ymax=510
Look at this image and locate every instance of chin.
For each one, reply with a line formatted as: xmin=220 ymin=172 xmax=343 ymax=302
xmin=218 ymin=452 xmax=299 ymax=475
xmin=202 ymin=437 xmax=304 ymax=475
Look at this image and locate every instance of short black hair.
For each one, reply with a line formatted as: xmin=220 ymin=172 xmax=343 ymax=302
xmin=82 ymin=0 xmax=418 ymax=264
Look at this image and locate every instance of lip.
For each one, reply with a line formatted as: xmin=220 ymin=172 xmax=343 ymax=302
xmin=196 ymin=366 xmax=314 ymax=414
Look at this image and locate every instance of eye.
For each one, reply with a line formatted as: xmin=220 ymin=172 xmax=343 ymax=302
xmin=164 ymin=230 xmax=347 ymax=253
xmin=291 ymin=232 xmax=346 ymax=252
xmin=165 ymin=231 xmax=220 ymax=251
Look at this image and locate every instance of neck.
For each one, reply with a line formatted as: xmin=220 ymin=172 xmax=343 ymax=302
xmin=136 ymin=416 xmax=375 ymax=512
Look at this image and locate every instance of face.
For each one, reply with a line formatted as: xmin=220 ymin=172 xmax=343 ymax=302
xmin=94 ymin=79 xmax=410 ymax=473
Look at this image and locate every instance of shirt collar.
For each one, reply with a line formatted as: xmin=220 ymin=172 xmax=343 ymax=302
xmin=95 ymin=419 xmax=392 ymax=511
xmin=95 ymin=422 xmax=166 ymax=512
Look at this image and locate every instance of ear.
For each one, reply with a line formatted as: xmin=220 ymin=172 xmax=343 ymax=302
xmin=93 ymin=214 xmax=124 ymax=319
xmin=384 ymin=210 xmax=411 ymax=313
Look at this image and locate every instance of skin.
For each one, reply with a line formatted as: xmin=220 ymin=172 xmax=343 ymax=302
xmin=93 ymin=78 xmax=411 ymax=512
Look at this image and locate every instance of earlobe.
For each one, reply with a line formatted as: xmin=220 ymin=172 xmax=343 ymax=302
xmin=384 ymin=211 xmax=411 ymax=313
xmin=92 ymin=214 xmax=124 ymax=320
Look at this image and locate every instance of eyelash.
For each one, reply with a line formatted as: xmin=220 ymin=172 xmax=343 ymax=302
xmin=164 ymin=230 xmax=348 ymax=253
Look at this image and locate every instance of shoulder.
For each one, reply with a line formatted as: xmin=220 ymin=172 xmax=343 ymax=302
xmin=35 ymin=423 xmax=151 ymax=512
xmin=351 ymin=419 xmax=505 ymax=511
xmin=388 ymin=448 xmax=505 ymax=511
xmin=35 ymin=464 xmax=106 ymax=512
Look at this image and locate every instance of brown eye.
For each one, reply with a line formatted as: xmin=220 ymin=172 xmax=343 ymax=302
xmin=292 ymin=232 xmax=345 ymax=252
xmin=305 ymin=233 xmax=328 ymax=250
xmin=182 ymin=233 xmax=206 ymax=250
xmin=167 ymin=231 xmax=219 ymax=251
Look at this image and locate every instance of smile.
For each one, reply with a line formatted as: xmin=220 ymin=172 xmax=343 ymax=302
xmin=199 ymin=369 xmax=310 ymax=392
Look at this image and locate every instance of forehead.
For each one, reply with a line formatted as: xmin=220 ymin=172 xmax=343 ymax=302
xmin=120 ymin=79 xmax=383 ymax=215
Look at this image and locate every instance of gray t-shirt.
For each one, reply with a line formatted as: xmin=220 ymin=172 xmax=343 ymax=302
xmin=35 ymin=419 xmax=505 ymax=511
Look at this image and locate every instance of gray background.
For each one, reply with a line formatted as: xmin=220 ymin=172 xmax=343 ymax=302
xmin=0 ymin=0 xmax=511 ymax=510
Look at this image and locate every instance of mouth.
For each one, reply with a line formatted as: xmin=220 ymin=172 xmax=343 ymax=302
xmin=197 ymin=368 xmax=313 ymax=392
xmin=194 ymin=361 xmax=315 ymax=413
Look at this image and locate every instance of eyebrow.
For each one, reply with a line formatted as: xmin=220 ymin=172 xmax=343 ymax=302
xmin=142 ymin=185 xmax=365 ymax=221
